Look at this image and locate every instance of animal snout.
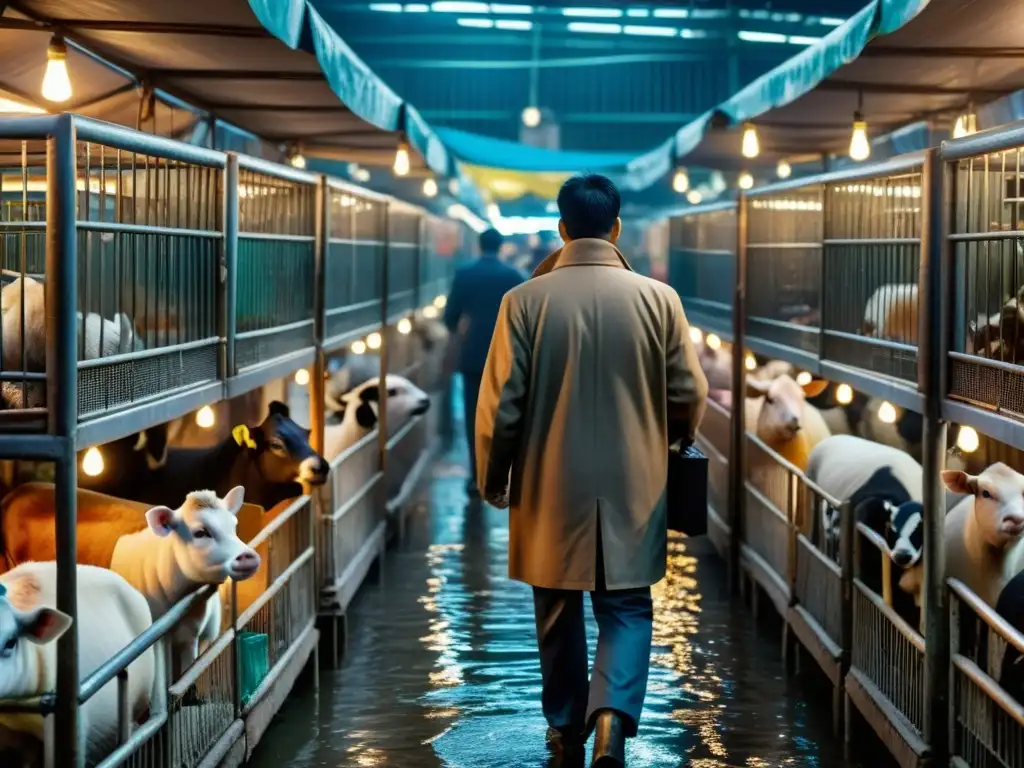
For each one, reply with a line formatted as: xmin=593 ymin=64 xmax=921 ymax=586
xmin=231 ymin=550 xmax=261 ymax=579
xmin=298 ymin=455 xmax=329 ymax=485
xmin=412 ymin=398 xmax=431 ymax=416
xmin=1003 ymin=514 xmax=1024 ymax=536
xmin=890 ymin=548 xmax=914 ymax=568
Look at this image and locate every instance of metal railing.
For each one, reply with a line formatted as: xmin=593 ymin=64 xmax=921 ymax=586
xmin=0 ymin=112 xmax=462 ymax=768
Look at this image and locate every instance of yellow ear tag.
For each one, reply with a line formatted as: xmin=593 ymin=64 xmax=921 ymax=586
xmin=232 ymin=425 xmax=256 ymax=449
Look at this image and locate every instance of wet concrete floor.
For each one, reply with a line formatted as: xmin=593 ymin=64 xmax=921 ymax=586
xmin=251 ymin=386 xmax=881 ymax=767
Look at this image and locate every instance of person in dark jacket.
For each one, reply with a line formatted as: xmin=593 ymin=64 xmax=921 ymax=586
xmin=444 ymin=227 xmax=526 ymax=498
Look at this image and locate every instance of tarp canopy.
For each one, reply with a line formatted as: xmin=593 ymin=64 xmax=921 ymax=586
xmin=668 ymin=0 xmax=1024 ymax=175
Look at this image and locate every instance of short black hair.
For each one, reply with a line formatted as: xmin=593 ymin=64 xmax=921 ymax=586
xmin=557 ymin=174 xmax=621 ymax=239
xmin=479 ymin=228 xmax=504 ymax=255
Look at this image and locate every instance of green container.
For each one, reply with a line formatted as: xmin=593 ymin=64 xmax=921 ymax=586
xmin=239 ymin=631 xmax=269 ymax=706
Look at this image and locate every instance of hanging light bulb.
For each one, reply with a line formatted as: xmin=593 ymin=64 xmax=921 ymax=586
xmin=434 ymin=295 xmax=447 ymax=309
xmin=705 ymin=333 xmax=722 ymax=351
xmin=366 ymin=332 xmax=382 ymax=350
xmin=422 ymin=177 xmax=438 ymax=198
xmin=397 ymin=318 xmax=413 ymax=335
xmin=351 ymin=340 xmax=367 ymax=355
xmin=741 ymin=122 xmax=760 ymax=159
xmin=686 ymin=189 xmax=702 ymax=205
xmin=744 ymin=353 xmax=757 ymax=371
xmin=878 ymin=401 xmax=897 ymax=424
xmin=796 ymin=371 xmax=813 ymax=387
xmin=522 ymin=106 xmax=542 ymax=128
xmin=290 ymin=153 xmax=307 ymax=170
xmin=689 ymin=327 xmax=703 ymax=344
xmin=849 ymin=112 xmax=871 ymax=162
xmin=738 ymin=171 xmax=754 ymax=191
xmin=776 ymin=160 xmax=792 ymax=179
xmin=82 ymin=447 xmax=104 ymax=477
xmin=672 ymin=168 xmax=690 ymax=193
xmin=952 ymin=113 xmax=977 ymax=140
xmin=957 ymin=426 xmax=980 ymax=454
xmin=422 ymin=305 xmax=439 ymax=319
xmin=295 ymin=369 xmax=310 ymax=386
xmin=42 ymin=37 xmax=72 ymax=103
xmin=393 ymin=138 xmax=411 ymax=177
xmin=835 ymin=383 xmax=853 ymax=405
xmin=195 ymin=405 xmax=216 ymax=429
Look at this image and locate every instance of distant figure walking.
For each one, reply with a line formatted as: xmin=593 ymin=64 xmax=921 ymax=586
xmin=443 ymin=228 xmax=526 ymax=498
xmin=475 ymin=175 xmax=708 ymax=766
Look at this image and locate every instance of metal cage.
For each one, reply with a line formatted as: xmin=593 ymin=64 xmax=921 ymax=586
xmin=667 ymin=202 xmax=737 ymax=340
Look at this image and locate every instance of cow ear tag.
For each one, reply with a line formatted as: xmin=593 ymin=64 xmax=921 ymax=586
xmin=232 ymin=425 xmax=257 ymax=449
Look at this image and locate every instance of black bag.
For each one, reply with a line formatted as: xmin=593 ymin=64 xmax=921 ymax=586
xmin=667 ymin=443 xmax=709 ymax=535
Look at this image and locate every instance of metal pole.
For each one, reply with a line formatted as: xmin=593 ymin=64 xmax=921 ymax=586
xmin=223 ymin=154 xmax=239 ymax=380
xmin=378 ymin=205 xmax=391 ymax=496
xmin=728 ymin=195 xmax=749 ymax=595
xmin=838 ymin=498 xmax=854 ymax=695
xmin=919 ymin=147 xmax=949 ymax=763
xmin=310 ymin=175 xmax=328 ymax=457
xmin=48 ymin=112 xmax=81 ymax=768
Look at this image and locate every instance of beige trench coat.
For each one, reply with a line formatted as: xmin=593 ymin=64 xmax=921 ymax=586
xmin=475 ymin=238 xmax=708 ymax=590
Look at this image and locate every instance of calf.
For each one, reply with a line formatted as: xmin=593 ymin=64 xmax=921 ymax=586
xmin=113 ymin=401 xmax=328 ymax=510
xmin=943 ymin=464 xmax=1024 ymax=608
xmin=0 ymin=562 xmax=161 ymax=766
xmin=0 ymin=484 xmax=259 ymax=680
xmin=325 ymin=375 xmax=431 ymax=461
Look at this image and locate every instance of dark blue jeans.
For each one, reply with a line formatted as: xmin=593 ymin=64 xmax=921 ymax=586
xmin=462 ymin=371 xmax=482 ymax=489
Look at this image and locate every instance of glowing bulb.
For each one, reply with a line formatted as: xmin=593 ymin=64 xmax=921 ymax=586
xmin=878 ymin=401 xmax=897 ymax=424
xmin=434 ymin=295 xmax=447 ymax=309
xmin=366 ymin=332 xmax=382 ymax=350
xmin=776 ymin=160 xmax=792 ymax=179
xmin=957 ymin=426 xmax=980 ymax=453
xmin=195 ymin=405 xmax=216 ymax=429
xmin=672 ymin=169 xmax=689 ymax=193
xmin=42 ymin=38 xmax=72 ymax=103
xmin=835 ymin=383 xmax=853 ymax=405
xmin=522 ymin=106 xmax=541 ymax=128
xmin=290 ymin=153 xmax=307 ymax=169
xmin=689 ymin=327 xmax=703 ymax=344
xmin=295 ymin=368 xmax=310 ymax=386
xmin=422 ymin=305 xmax=439 ymax=319
xmin=952 ymin=114 xmax=976 ymax=140
xmin=422 ymin=178 xmax=438 ymax=198
xmin=82 ymin=447 xmax=104 ymax=477
xmin=351 ymin=340 xmax=367 ymax=355
xmin=394 ymin=140 xmax=410 ymax=177
xmin=705 ymin=334 xmax=722 ymax=351
xmin=741 ymin=122 xmax=760 ymax=159
xmin=397 ymin=318 xmax=412 ymax=335
xmin=686 ymin=189 xmax=703 ymax=205
xmin=448 ymin=179 xmax=461 ymax=196
xmin=795 ymin=371 xmax=812 ymax=387
xmin=745 ymin=353 xmax=757 ymax=371
xmin=738 ymin=172 xmax=754 ymax=191
xmin=849 ymin=115 xmax=870 ymax=162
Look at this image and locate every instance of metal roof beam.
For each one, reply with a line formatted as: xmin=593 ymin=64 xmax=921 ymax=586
xmin=147 ymin=70 xmax=327 ymax=81
xmin=818 ymin=80 xmax=1007 ymax=97
xmin=0 ymin=18 xmax=271 ymax=37
xmin=862 ymin=46 xmax=1024 ymax=59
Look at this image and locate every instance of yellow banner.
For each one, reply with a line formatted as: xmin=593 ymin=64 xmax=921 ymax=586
xmin=460 ymin=164 xmax=570 ymax=202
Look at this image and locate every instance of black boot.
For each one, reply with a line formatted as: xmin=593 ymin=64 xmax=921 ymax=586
xmin=590 ymin=710 xmax=625 ymax=767
xmin=546 ymin=727 xmax=585 ymax=766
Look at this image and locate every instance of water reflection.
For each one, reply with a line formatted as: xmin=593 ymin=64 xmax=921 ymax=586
xmin=250 ymin=451 xmax=862 ymax=767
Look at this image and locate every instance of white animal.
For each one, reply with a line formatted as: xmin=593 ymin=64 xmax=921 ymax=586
xmin=0 ymin=562 xmax=163 ymax=766
xmin=751 ymin=359 xmax=795 ymax=382
xmin=943 ymin=464 xmax=1024 ymax=608
xmin=863 ymin=283 xmax=918 ymax=343
xmin=324 ymin=374 xmax=431 ymax=460
xmin=110 ymin=487 xmax=260 ymax=678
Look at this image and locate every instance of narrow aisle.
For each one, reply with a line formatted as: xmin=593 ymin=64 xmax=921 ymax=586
xmin=251 ymin=388 xmax=861 ymax=767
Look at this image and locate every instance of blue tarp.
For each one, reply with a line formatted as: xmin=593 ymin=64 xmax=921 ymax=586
xmin=249 ymin=0 xmax=931 ymax=209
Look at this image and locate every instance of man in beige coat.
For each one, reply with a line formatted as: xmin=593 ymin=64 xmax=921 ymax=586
xmin=475 ymin=175 xmax=708 ymax=767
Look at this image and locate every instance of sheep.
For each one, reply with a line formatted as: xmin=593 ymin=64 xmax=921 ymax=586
xmin=0 ymin=484 xmax=260 ymax=680
xmin=863 ymin=283 xmax=918 ymax=344
xmin=745 ymin=374 xmax=830 ymax=473
xmin=324 ymin=374 xmax=431 ymax=461
xmin=0 ymin=562 xmax=163 ymax=766
xmin=943 ymin=464 xmax=1024 ymax=608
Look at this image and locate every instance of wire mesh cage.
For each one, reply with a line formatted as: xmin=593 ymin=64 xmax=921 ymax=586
xmin=948 ymin=149 xmax=1024 ymax=420
xmin=233 ymin=163 xmax=316 ymax=374
xmin=387 ymin=204 xmax=422 ymax=322
xmin=668 ymin=204 xmax=736 ymax=338
xmin=0 ymin=134 xmax=224 ymax=425
xmin=325 ymin=186 xmax=386 ymax=348
xmin=821 ymin=172 xmax=923 ymax=384
xmin=746 ymin=186 xmax=824 ymax=354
